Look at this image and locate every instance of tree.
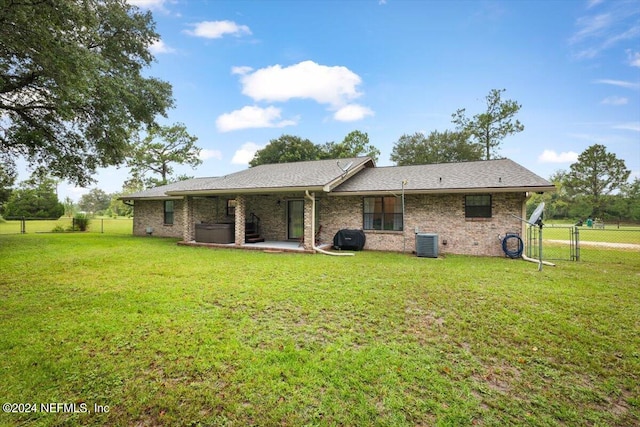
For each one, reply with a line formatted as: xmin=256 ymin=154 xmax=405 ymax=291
xmin=321 ymin=130 xmax=381 ymax=162
xmin=0 ymin=0 xmax=174 ymax=186
xmin=127 ymin=123 xmax=201 ymax=187
xmin=2 ymin=173 xmax=64 ymax=219
xmin=390 ymin=131 xmax=483 ymax=166
xmin=250 ymin=135 xmax=321 ymax=167
xmin=62 ymin=196 xmax=75 ymax=217
xmin=78 ymin=188 xmax=111 ymax=215
xmin=0 ymin=163 xmax=16 ymax=213
xmin=564 ymin=144 xmax=630 ymax=217
xmin=451 ymin=88 xmax=524 ymax=160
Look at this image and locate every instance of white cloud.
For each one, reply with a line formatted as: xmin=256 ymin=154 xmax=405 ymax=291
xmin=216 ymin=105 xmax=297 ymax=132
xmin=198 ymin=149 xmax=223 ymax=161
xmin=231 ymin=66 xmax=253 ymax=75
xmin=628 ymin=50 xmax=640 ymax=67
xmin=594 ymin=79 xmax=640 ymax=90
xmin=149 ymin=39 xmax=175 ymax=54
xmin=612 ymin=122 xmax=640 ymax=132
xmin=237 ymin=60 xmax=363 ymax=106
xmin=601 ymin=96 xmax=628 ymax=105
xmin=538 ymin=150 xmax=579 ymax=163
xmin=185 ymin=20 xmax=251 ymax=39
xmin=569 ymin=2 xmax=640 ymax=59
xmin=333 ymin=104 xmax=374 ymax=122
xmin=127 ymin=0 xmax=167 ymax=10
xmin=232 ymin=142 xmax=263 ymax=165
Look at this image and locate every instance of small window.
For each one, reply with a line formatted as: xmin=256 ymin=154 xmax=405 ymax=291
xmin=363 ymin=196 xmax=403 ymax=231
xmin=164 ymin=200 xmax=174 ymax=224
xmin=465 ymin=195 xmax=492 ymax=218
xmin=227 ymin=199 xmax=236 ymax=216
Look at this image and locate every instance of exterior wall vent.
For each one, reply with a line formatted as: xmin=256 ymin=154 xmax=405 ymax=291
xmin=416 ymin=233 xmax=438 ymax=258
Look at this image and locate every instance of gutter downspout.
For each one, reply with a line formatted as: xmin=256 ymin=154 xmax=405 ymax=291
xmin=304 ymin=190 xmax=353 ymax=256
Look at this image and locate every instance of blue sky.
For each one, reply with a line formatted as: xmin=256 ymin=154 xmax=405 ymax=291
xmin=61 ymin=0 xmax=640 ymax=200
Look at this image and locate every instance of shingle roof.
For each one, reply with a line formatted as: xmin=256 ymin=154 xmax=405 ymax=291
xmin=121 ymin=157 xmax=374 ymax=199
xmin=332 ymin=159 xmax=555 ymax=194
xmin=166 ymin=157 xmax=374 ymax=195
xmin=121 ymin=178 xmax=214 ymax=200
xmin=121 ymin=158 xmax=554 ymax=200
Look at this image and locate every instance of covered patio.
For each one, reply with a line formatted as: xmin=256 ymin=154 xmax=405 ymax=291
xmin=177 ymin=239 xmax=333 ymax=254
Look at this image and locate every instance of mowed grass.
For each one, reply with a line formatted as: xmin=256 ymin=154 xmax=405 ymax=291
xmin=543 ymin=224 xmax=640 ymax=245
xmin=0 ymin=234 xmax=638 ymax=426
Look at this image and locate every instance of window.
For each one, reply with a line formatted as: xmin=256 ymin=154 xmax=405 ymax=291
xmin=227 ymin=199 xmax=236 ymax=216
xmin=363 ymin=196 xmax=403 ymax=231
xmin=164 ymin=200 xmax=174 ymax=224
xmin=465 ymin=195 xmax=492 ymax=218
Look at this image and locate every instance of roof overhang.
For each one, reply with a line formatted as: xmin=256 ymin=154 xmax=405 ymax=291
xmin=117 ymin=196 xmax=183 ymax=201
xmin=330 ymin=185 xmax=557 ymax=196
xmin=166 ymin=186 xmax=328 ymax=197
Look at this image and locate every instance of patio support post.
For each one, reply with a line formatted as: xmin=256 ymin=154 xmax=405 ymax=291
xmin=234 ymin=195 xmax=246 ymax=246
xmin=303 ymin=193 xmax=314 ymax=251
xmin=183 ymin=196 xmax=195 ymax=242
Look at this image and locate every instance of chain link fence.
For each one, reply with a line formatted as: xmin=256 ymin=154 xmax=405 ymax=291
xmin=527 ymin=223 xmax=640 ymax=264
xmin=0 ymin=217 xmax=133 ymax=235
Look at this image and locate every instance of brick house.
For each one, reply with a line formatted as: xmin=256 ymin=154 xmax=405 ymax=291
xmin=121 ymin=157 xmax=555 ymax=256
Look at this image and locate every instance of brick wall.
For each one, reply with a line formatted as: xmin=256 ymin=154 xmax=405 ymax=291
xmin=132 ymin=199 xmax=184 ymax=238
xmin=133 ymin=191 xmax=526 ymax=256
xmin=320 ymin=192 xmax=526 ymax=256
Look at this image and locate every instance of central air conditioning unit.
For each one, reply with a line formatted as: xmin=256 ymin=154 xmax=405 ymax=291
xmin=416 ymin=233 xmax=438 ymax=258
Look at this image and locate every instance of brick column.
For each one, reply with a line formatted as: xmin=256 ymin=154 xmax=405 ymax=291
xmin=234 ymin=195 xmax=246 ymax=246
xmin=182 ymin=196 xmax=194 ymax=242
xmin=303 ymin=194 xmax=314 ymax=251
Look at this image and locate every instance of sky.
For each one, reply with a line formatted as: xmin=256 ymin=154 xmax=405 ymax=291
xmin=30 ymin=0 xmax=640 ymax=200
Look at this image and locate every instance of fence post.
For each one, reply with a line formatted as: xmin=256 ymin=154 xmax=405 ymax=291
xmin=21 ymin=216 xmax=26 ymax=234
xmin=574 ymin=226 xmax=580 ymax=261
xmin=101 ymin=218 xmax=104 ymax=234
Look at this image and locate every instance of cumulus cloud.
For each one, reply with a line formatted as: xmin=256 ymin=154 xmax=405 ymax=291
xmin=333 ymin=104 xmax=374 ymax=122
xmin=538 ymin=149 xmax=579 ymax=163
xmin=185 ymin=20 xmax=251 ymax=39
xmin=237 ymin=60 xmax=363 ymax=106
xmin=149 ymin=39 xmax=175 ymax=54
xmin=601 ymin=96 xmax=628 ymax=105
xmin=216 ymin=105 xmax=297 ymax=132
xmin=198 ymin=149 xmax=223 ymax=161
xmin=232 ymin=142 xmax=264 ymax=165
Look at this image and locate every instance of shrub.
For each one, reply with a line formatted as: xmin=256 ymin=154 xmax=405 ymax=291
xmin=73 ymin=213 xmax=90 ymax=231
xmin=52 ymin=225 xmax=66 ymax=233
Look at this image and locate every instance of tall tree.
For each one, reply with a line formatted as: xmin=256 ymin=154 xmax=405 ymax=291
xmin=127 ymin=123 xmax=201 ymax=187
xmin=321 ymin=130 xmax=381 ymax=162
xmin=2 ymin=172 xmax=64 ymax=219
xmin=390 ymin=131 xmax=483 ymax=166
xmin=250 ymin=135 xmax=321 ymax=167
xmin=0 ymin=164 xmax=16 ymax=213
xmin=0 ymin=0 xmax=174 ymax=186
xmin=78 ymin=188 xmax=111 ymax=214
xmin=451 ymin=88 xmax=524 ymax=160
xmin=564 ymin=144 xmax=630 ymax=217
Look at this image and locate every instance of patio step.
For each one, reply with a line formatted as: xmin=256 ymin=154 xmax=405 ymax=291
xmin=245 ymin=232 xmax=265 ymax=243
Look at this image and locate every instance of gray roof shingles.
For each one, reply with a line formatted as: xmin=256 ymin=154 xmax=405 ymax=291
xmin=121 ymin=158 xmax=554 ymax=200
xmin=332 ymin=159 xmax=555 ymax=193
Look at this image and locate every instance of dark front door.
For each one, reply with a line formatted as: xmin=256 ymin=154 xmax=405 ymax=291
xmin=287 ymin=200 xmax=304 ymax=240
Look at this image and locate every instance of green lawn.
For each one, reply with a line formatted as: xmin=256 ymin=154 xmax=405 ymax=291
xmin=0 ymin=234 xmax=638 ymax=426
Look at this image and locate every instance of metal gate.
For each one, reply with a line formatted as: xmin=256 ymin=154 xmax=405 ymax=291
xmin=527 ymin=225 xmax=580 ymax=262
